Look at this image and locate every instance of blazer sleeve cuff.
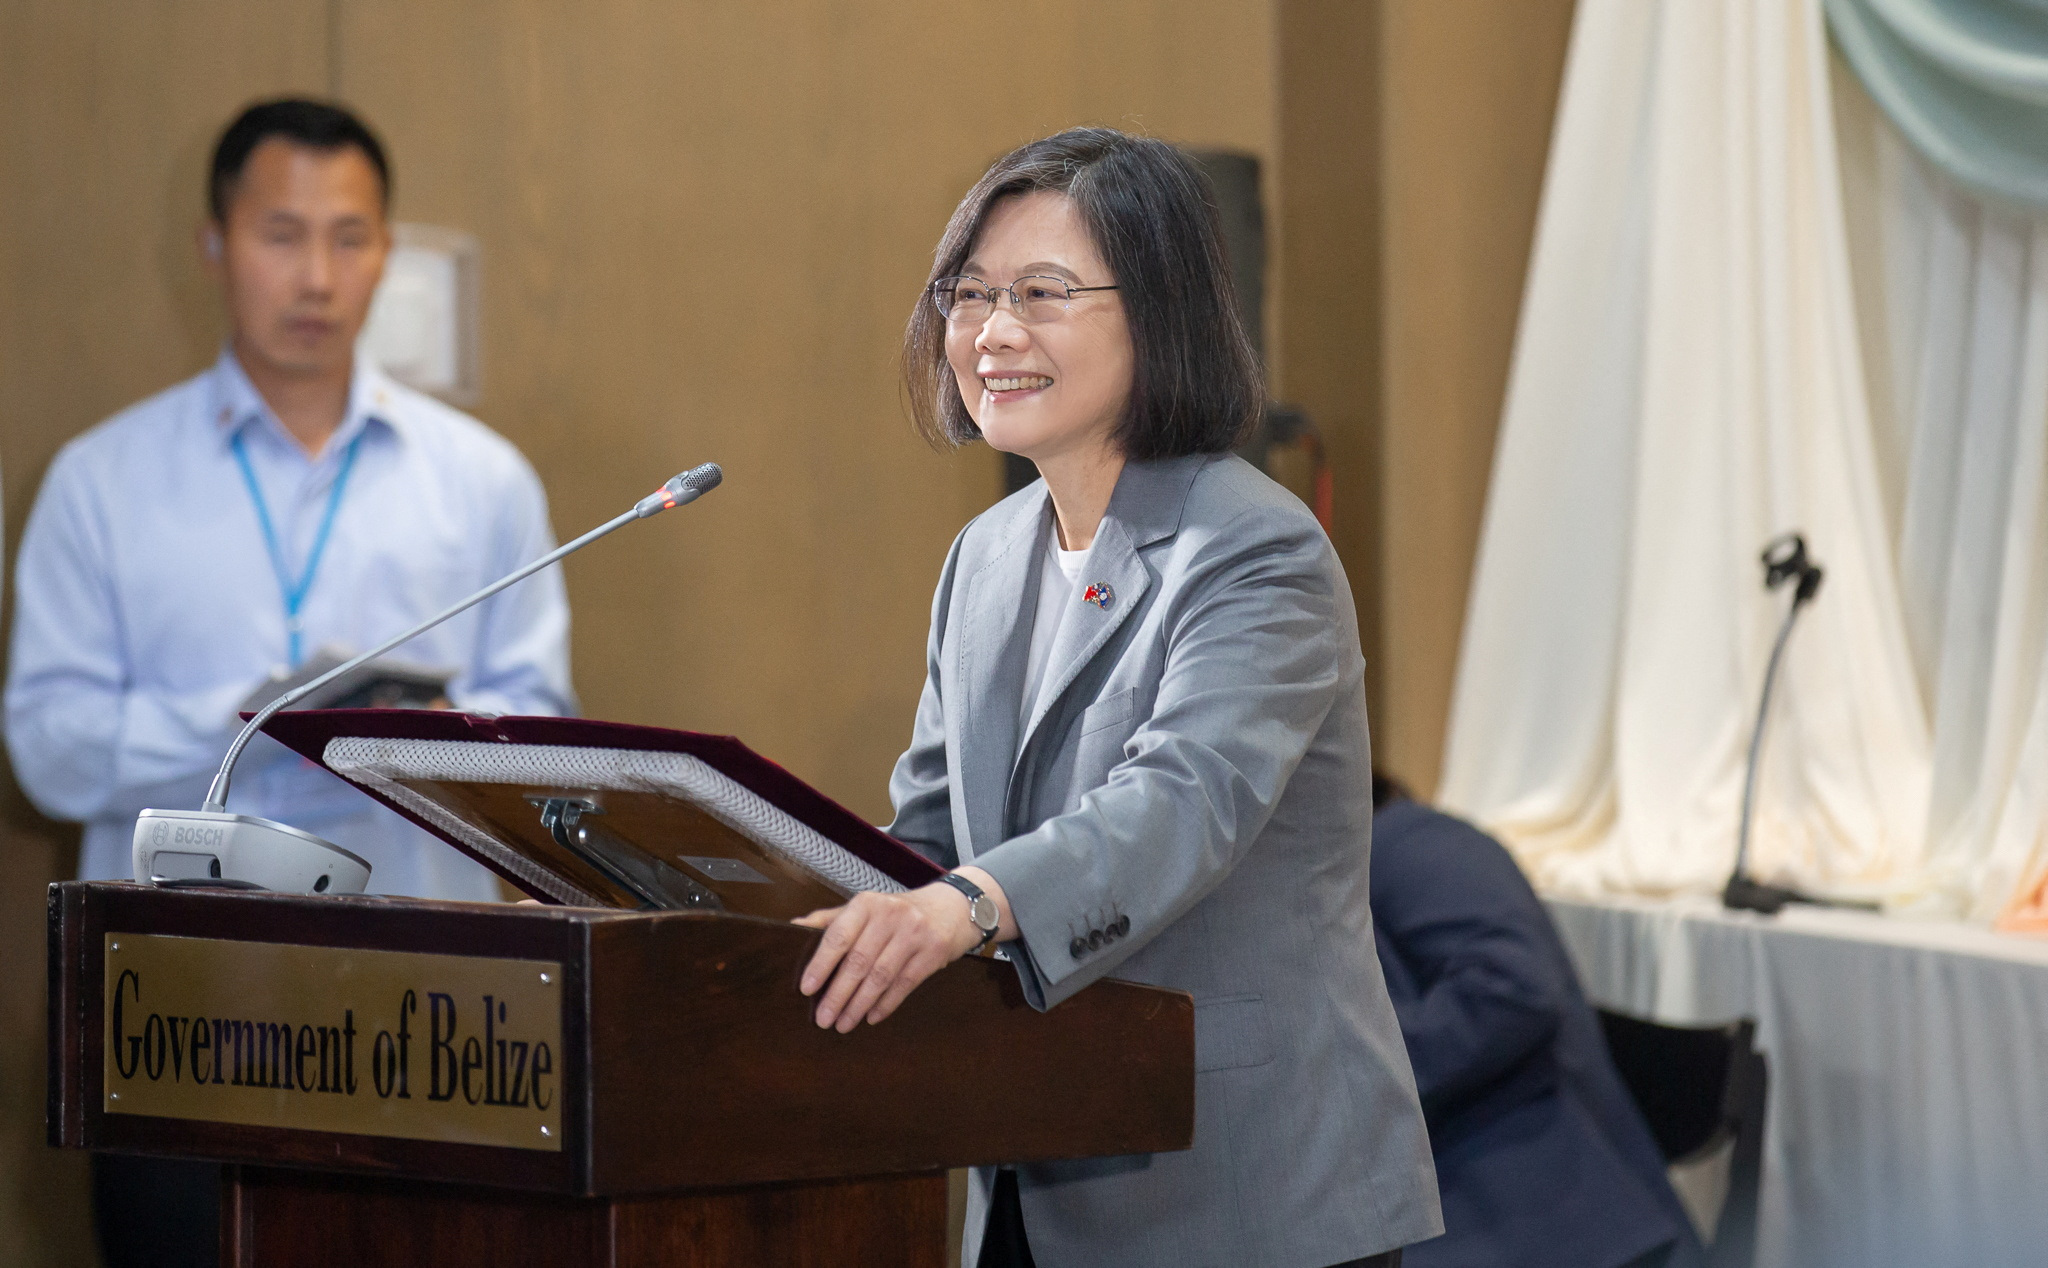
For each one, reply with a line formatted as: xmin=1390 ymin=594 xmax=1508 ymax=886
xmin=975 ymin=837 xmax=1133 ymax=1013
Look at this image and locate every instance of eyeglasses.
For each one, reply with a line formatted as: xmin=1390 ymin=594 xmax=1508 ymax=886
xmin=930 ymin=274 xmax=1119 ymax=325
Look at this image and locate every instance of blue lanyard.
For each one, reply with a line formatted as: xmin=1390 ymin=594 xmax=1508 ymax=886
xmin=230 ymin=430 xmax=365 ymax=668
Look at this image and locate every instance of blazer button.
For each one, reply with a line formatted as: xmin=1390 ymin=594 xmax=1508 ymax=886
xmin=1115 ymin=914 xmax=1131 ymax=937
xmin=1070 ymin=936 xmax=1089 ymax=959
xmin=1088 ymin=929 xmax=1105 ymax=951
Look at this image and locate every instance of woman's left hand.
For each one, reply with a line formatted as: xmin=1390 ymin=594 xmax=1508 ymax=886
xmin=795 ymin=879 xmax=994 ymax=1032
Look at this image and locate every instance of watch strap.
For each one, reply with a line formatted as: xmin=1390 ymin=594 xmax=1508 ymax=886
xmin=939 ymin=872 xmax=1000 ymax=952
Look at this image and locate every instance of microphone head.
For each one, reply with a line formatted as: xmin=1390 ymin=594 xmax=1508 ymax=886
xmin=637 ymin=462 xmax=724 ymax=517
xmin=671 ymin=462 xmax=723 ymax=500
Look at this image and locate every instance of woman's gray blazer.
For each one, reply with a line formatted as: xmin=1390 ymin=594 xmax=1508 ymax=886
xmin=887 ymin=452 xmax=1442 ymax=1268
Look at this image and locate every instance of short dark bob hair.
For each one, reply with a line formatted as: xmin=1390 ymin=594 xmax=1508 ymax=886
xmin=903 ymin=128 xmax=1262 ymax=460
xmin=209 ymin=98 xmax=391 ymax=223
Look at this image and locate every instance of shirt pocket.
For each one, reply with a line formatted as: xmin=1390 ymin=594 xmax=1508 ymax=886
xmin=1194 ymin=993 xmax=1277 ymax=1072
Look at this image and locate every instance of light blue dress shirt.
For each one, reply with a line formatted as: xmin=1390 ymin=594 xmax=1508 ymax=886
xmin=5 ymin=350 xmax=575 ymax=897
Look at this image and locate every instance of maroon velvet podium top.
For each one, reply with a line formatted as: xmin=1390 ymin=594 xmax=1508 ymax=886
xmin=259 ymin=709 xmax=943 ymax=914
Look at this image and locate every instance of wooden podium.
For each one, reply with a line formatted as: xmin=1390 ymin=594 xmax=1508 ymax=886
xmin=49 ymin=881 xmax=1194 ymax=1266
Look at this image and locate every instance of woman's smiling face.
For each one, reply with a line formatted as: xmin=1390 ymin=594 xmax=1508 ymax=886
xmin=944 ymin=190 xmax=1134 ymax=469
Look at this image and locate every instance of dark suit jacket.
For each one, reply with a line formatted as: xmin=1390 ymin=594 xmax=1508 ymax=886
xmin=1371 ymin=798 xmax=1703 ymax=1268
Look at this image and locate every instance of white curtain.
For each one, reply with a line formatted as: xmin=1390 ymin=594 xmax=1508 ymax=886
xmin=1439 ymin=0 xmax=2048 ymax=922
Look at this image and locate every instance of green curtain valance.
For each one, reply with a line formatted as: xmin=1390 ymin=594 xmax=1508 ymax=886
xmin=1827 ymin=0 xmax=2048 ymax=207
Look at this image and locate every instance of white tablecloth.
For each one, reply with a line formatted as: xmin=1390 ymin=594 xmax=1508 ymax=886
xmin=1546 ymin=896 xmax=2048 ymax=1268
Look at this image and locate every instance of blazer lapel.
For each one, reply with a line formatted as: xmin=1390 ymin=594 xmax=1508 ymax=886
xmin=1018 ymin=513 xmax=1150 ymax=749
xmin=954 ymin=489 xmax=1052 ymax=860
xmin=1010 ymin=455 xmax=1211 ymax=804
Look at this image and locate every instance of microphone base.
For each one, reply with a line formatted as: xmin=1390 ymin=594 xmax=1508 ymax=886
xmin=1722 ymin=873 xmax=1880 ymax=916
xmin=133 ymin=809 xmax=372 ymax=896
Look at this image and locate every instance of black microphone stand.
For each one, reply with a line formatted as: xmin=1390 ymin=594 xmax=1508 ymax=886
xmin=1723 ymin=533 xmax=1876 ymax=916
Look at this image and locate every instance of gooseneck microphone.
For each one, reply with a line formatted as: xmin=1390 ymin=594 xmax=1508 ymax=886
xmin=203 ymin=461 xmax=721 ymax=813
xmin=133 ymin=463 xmax=723 ymax=895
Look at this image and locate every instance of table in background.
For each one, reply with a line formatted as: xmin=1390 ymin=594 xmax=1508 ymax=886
xmin=1546 ymin=895 xmax=2048 ymax=1268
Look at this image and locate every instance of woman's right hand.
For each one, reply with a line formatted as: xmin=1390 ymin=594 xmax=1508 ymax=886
xmin=795 ymin=867 xmax=1014 ymax=1032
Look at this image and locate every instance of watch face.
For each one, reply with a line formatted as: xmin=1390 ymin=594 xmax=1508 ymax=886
xmin=969 ymin=894 xmax=999 ymax=931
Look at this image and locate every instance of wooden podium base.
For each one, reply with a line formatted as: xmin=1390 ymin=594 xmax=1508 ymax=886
xmin=222 ymin=1166 xmax=948 ymax=1267
xmin=56 ymin=885 xmax=1189 ymax=1268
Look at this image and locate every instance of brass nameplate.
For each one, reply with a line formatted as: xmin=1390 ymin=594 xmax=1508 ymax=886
xmin=102 ymin=934 xmax=563 ymax=1152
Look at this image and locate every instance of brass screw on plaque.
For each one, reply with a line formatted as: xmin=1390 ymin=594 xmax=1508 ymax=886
xmin=540 ymin=972 xmax=551 ymax=984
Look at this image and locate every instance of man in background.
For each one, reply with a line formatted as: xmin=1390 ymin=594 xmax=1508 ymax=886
xmin=5 ymin=98 xmax=572 ymax=1267
xmin=1370 ymin=775 xmax=1704 ymax=1268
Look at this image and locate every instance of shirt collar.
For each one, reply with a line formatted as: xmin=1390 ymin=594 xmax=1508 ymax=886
xmin=209 ymin=347 xmax=405 ymax=456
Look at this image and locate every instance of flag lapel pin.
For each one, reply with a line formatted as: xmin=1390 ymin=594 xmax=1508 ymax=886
xmin=1082 ymin=582 xmax=1114 ymax=610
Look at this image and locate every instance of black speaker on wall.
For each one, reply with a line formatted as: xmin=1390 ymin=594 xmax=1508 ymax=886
xmin=1187 ymin=150 xmax=1267 ymax=368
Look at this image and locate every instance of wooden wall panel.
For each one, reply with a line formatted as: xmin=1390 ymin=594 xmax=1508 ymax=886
xmin=332 ymin=0 xmax=1275 ymax=821
xmin=1274 ymin=0 xmax=1383 ymax=753
xmin=0 ymin=6 xmax=330 ymax=1263
xmin=1377 ymin=0 xmax=1575 ymax=795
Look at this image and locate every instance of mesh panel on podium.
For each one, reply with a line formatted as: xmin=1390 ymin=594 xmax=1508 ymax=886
xmin=325 ymin=735 xmax=907 ymax=914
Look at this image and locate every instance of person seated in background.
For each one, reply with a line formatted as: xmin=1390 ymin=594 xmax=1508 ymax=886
xmin=4 ymin=97 xmax=573 ymax=1268
xmin=1370 ymin=774 xmax=1704 ymax=1268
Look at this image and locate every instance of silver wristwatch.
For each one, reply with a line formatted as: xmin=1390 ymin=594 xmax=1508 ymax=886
xmin=940 ymin=872 xmax=1000 ymax=952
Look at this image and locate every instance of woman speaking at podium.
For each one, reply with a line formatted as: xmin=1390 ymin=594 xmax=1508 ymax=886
xmin=798 ymin=129 xmax=1440 ymax=1268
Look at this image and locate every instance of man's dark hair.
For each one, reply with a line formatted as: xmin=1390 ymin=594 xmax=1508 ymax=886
xmin=208 ymin=98 xmax=391 ymax=222
xmin=903 ymin=128 xmax=1263 ymax=460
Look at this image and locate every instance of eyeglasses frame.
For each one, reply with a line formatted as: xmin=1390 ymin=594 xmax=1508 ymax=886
xmin=930 ymin=273 xmax=1120 ymax=325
